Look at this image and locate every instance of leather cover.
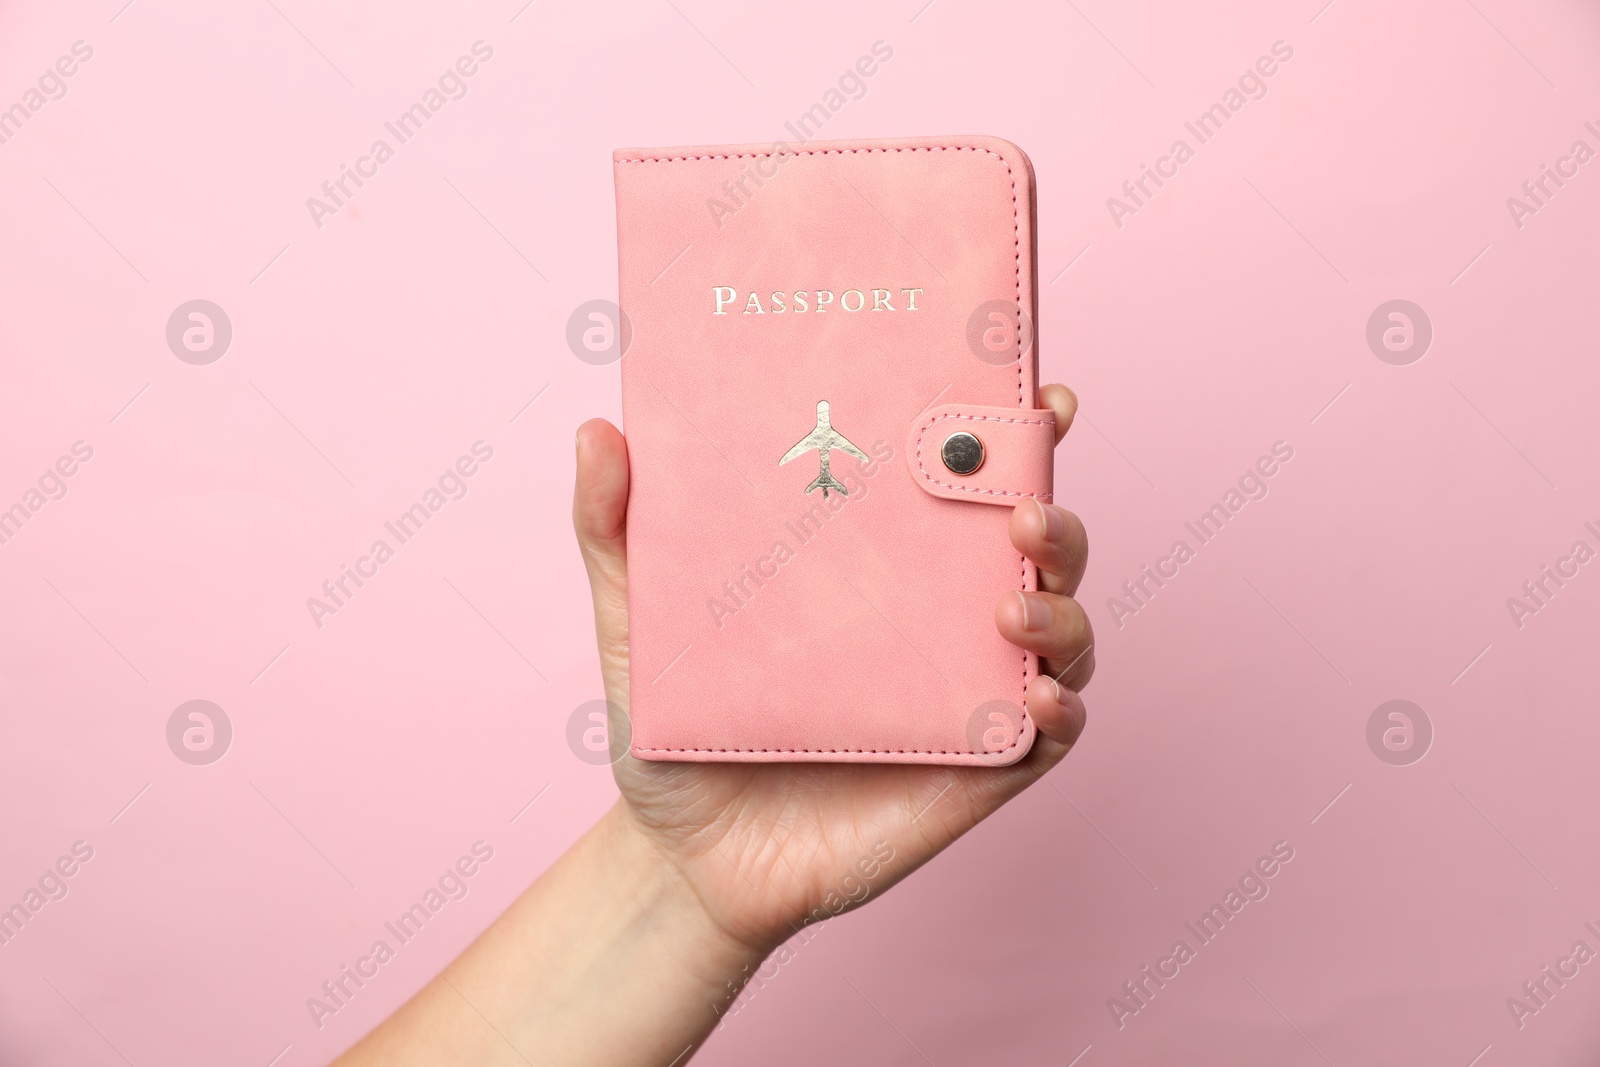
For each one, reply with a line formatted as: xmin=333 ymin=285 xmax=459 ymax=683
xmin=614 ymin=135 xmax=1052 ymax=765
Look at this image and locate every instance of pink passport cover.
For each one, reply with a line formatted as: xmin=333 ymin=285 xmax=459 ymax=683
xmin=614 ymin=135 xmax=1052 ymax=765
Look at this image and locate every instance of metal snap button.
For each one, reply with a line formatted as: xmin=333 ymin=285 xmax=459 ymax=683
xmin=941 ymin=431 xmax=984 ymax=475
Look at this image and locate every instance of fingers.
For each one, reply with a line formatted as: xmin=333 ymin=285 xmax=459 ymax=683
xmin=1040 ymin=384 xmax=1077 ymax=444
xmin=1025 ymin=673 xmax=1088 ymax=758
xmin=1010 ymin=498 xmax=1088 ymax=597
xmin=967 ymin=675 xmax=1088 ymax=804
xmin=1017 ymin=384 xmax=1087 ymax=596
xmin=994 ymin=590 xmax=1096 ymax=691
xmin=573 ymin=419 xmax=631 ymax=663
xmin=1003 ymin=381 xmax=1094 ymax=687
xmin=1046 ymin=638 xmax=1096 ymax=694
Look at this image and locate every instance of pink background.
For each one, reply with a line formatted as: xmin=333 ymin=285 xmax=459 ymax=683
xmin=2 ymin=0 xmax=1598 ymax=1064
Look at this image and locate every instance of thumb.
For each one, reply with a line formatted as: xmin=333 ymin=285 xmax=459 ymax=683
xmin=573 ymin=419 xmax=631 ymax=676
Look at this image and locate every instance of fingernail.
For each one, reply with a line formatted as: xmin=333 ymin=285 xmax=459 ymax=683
xmin=1017 ymin=591 xmax=1053 ymax=632
xmin=1049 ymin=674 xmax=1064 ymax=705
xmin=1034 ymin=498 xmax=1064 ymax=541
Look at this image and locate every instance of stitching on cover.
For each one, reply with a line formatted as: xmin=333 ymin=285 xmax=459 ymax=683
xmin=621 ymin=147 xmax=995 ymax=163
xmin=636 ymin=745 xmax=1013 ymax=755
xmin=914 ymin=412 xmax=1053 ymax=499
xmin=623 ymin=143 xmax=1032 ymax=757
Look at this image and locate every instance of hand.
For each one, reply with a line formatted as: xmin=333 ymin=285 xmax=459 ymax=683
xmin=573 ymin=384 xmax=1093 ymax=957
xmin=331 ymin=384 xmax=1094 ymax=1067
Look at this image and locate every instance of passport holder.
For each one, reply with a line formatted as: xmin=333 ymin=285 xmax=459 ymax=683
xmin=614 ymin=135 xmax=1054 ymax=765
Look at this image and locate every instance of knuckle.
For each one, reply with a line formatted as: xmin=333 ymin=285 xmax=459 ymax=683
xmin=1052 ymin=597 xmax=1092 ymax=652
xmin=1061 ymin=508 xmax=1086 ymax=547
xmin=1059 ymin=510 xmax=1088 ymax=565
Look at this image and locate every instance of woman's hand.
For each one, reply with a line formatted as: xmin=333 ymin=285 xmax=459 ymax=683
xmin=574 ymin=383 xmax=1094 ymax=958
xmin=336 ymin=385 xmax=1093 ymax=1067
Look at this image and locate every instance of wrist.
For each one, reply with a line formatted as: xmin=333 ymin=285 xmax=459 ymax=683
xmin=595 ymin=802 xmax=774 ymax=1006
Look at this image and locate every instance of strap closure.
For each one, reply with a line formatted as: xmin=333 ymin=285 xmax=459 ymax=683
xmin=907 ymin=404 xmax=1055 ymax=505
